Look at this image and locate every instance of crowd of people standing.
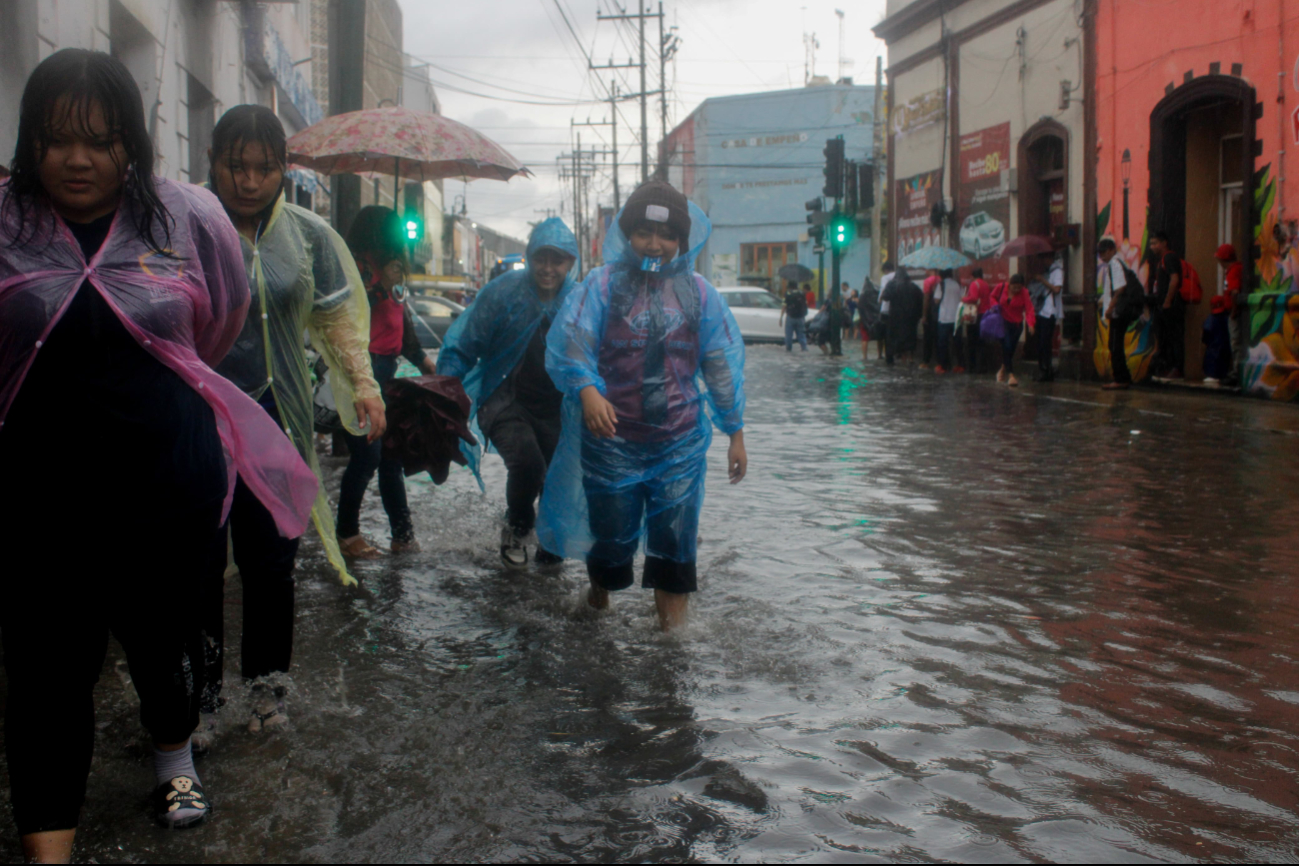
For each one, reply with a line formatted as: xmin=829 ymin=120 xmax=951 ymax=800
xmin=0 ymin=49 xmax=747 ymax=862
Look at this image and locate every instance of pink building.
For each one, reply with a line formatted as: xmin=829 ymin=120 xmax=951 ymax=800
xmin=1095 ymin=0 xmax=1299 ymax=399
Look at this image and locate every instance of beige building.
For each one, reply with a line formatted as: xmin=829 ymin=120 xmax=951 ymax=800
xmin=875 ymin=0 xmax=1092 ymax=372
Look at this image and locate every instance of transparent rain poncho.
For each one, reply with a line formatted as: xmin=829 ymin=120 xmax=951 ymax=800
xmin=214 ymin=191 xmax=378 ymax=585
xmin=536 ymin=201 xmax=745 ymax=565
xmin=436 ymin=217 xmax=580 ymax=479
xmin=0 ymin=179 xmax=318 ymax=535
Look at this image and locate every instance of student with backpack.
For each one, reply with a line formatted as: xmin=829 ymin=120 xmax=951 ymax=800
xmin=1099 ymin=238 xmax=1144 ymax=389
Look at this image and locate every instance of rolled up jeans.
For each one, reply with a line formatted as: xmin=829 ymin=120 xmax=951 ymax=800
xmin=336 ymin=353 xmax=413 ymax=543
xmin=785 ymin=316 xmax=808 ymax=351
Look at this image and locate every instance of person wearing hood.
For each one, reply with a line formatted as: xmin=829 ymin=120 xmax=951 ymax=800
xmin=437 ymin=218 xmax=579 ymax=568
xmin=203 ymin=104 xmax=383 ymax=737
xmin=537 ymin=182 xmax=747 ymax=631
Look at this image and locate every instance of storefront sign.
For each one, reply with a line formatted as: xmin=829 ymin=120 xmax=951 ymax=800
xmin=894 ymin=169 xmax=943 ymax=266
xmin=892 ymin=89 xmax=944 ymax=138
xmin=956 ymin=122 xmax=1011 ymax=282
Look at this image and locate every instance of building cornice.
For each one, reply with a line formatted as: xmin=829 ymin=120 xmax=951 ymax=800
xmin=873 ymin=0 xmax=960 ymax=45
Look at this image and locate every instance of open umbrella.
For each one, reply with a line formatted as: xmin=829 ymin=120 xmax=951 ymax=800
xmin=778 ymin=262 xmax=815 ymax=283
xmin=899 ymin=246 xmax=971 ymax=270
xmin=999 ymin=235 xmax=1055 ymax=258
xmin=287 ymin=106 xmax=530 ymax=196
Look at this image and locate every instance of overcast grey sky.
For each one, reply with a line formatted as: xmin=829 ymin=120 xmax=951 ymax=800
xmin=400 ymin=0 xmax=888 ymax=241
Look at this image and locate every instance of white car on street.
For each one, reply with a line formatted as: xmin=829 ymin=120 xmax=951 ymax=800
xmin=718 ymin=287 xmax=787 ymax=342
xmin=959 ymin=211 xmax=1006 ymax=259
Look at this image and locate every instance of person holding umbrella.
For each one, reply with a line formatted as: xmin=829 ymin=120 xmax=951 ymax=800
xmin=436 ymin=217 xmax=580 ymax=569
xmin=202 ymin=104 xmax=383 ymax=736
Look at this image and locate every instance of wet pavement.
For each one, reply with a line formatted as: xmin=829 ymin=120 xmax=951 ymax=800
xmin=3 ymin=344 xmax=1299 ymax=863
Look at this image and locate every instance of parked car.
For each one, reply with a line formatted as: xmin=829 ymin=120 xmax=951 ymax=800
xmin=959 ymin=211 xmax=1006 ymax=259
xmin=717 ymin=287 xmax=785 ymax=342
xmin=410 ymin=295 xmax=466 ymax=347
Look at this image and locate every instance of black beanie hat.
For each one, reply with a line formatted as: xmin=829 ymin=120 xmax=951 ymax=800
xmin=619 ymin=180 xmax=691 ymax=243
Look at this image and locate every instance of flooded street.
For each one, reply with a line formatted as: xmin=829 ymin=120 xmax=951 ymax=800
xmin=4 ymin=346 xmax=1299 ymax=863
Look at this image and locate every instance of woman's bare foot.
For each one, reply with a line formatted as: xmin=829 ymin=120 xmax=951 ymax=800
xmin=22 ymin=829 xmax=74 ymax=864
xmin=587 ymin=581 xmax=610 ymax=610
xmin=655 ymin=590 xmax=689 ymax=631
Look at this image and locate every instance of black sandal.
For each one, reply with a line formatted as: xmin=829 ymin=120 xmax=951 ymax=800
xmin=153 ymin=776 xmax=210 ymax=829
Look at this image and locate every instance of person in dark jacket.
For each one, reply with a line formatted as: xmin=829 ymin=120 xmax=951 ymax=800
xmin=881 ymin=269 xmax=924 ymax=365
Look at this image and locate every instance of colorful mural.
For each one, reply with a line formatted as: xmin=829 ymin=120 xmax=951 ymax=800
xmin=1094 ymin=0 xmax=1299 ymax=401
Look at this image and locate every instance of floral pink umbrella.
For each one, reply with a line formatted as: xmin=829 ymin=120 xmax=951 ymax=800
xmin=286 ymin=106 xmax=530 ymax=186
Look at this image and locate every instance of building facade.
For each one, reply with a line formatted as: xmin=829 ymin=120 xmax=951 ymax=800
xmin=875 ymin=0 xmax=1088 ymax=371
xmin=0 ymin=1 xmax=326 ymax=212
xmin=1094 ymin=0 xmax=1299 ymax=402
xmin=661 ymin=84 xmax=879 ymax=296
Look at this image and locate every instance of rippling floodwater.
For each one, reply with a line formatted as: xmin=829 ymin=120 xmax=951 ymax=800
xmin=4 ymin=346 xmax=1299 ymax=863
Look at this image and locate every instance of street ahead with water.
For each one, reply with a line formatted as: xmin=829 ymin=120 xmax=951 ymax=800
xmin=3 ymin=346 xmax=1298 ymax=863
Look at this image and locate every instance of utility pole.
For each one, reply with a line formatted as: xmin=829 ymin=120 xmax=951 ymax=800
xmin=870 ymin=55 xmax=884 ymax=282
xmin=597 ymin=4 xmax=664 ymax=185
xmin=573 ymin=97 xmax=620 ymax=211
xmin=658 ymin=3 xmax=680 ymax=170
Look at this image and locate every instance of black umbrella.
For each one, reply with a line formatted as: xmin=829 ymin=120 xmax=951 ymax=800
xmin=778 ymin=263 xmax=814 ymax=283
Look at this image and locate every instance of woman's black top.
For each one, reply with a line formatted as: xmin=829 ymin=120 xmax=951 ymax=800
xmin=0 ymin=211 xmax=225 ymax=507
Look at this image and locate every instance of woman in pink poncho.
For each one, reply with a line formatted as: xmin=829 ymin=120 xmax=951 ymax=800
xmin=0 ymin=50 xmax=316 ymax=856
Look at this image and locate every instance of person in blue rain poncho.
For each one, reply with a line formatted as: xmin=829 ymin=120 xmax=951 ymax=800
xmin=437 ymin=218 xmax=579 ymax=568
xmin=538 ymin=181 xmax=747 ymax=631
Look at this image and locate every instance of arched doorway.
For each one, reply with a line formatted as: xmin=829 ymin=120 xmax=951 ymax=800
xmin=1018 ymin=120 xmax=1071 ymax=362
xmin=1149 ymin=75 xmax=1257 ymax=380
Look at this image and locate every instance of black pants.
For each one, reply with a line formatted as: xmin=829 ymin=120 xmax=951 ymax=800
xmin=1 ymin=475 xmax=223 ymax=835
xmin=1109 ymin=316 xmax=1134 ymax=384
xmin=336 ymin=353 xmax=413 ymax=542
xmin=1154 ymin=302 xmax=1186 ymax=376
xmin=962 ymin=322 xmax=981 ymax=371
xmin=199 ymin=475 xmax=302 ymax=710
xmin=1037 ymin=316 xmax=1057 ymax=379
xmin=922 ymin=312 xmax=937 ymax=364
xmin=481 ymin=396 xmax=562 ymax=536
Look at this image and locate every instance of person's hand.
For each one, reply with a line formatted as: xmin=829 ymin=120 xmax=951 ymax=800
xmin=727 ymin=431 xmax=747 ymax=484
xmin=579 ymin=386 xmax=618 ymax=438
xmin=1028 ymin=326 xmax=1035 ymax=336
xmin=420 ymin=357 xmax=437 ymax=375
xmin=355 ymin=397 xmax=387 ymax=442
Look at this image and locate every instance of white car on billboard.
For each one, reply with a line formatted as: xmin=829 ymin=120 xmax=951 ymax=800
xmin=959 ymin=211 xmax=1006 ymax=259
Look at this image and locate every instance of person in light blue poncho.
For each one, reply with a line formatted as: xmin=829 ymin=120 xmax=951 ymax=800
xmin=538 ymin=181 xmax=747 ymax=630
xmin=437 ymin=217 xmax=578 ymax=568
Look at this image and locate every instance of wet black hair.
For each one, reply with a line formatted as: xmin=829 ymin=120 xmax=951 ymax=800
xmin=1097 ymin=238 xmax=1117 ymax=255
xmin=209 ymin=104 xmax=287 ymax=226
xmin=941 ymin=268 xmax=954 ymax=279
xmin=345 ymin=205 xmax=409 ymax=280
xmin=972 ymin=266 xmax=984 ymax=278
xmin=882 ymin=263 xmax=895 ymax=273
xmin=1151 ymin=230 xmax=1171 ymax=244
xmin=1009 ymin=273 xmax=1026 ymax=286
xmin=3 ymin=48 xmax=171 ymax=253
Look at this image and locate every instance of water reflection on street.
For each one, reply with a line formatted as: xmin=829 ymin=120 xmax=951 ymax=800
xmin=4 ymin=346 xmax=1299 ymax=862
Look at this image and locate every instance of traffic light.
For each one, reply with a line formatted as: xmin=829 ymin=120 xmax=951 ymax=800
xmin=822 ymin=137 xmax=845 ymax=200
xmin=831 ymin=213 xmax=853 ymax=249
xmin=860 ymin=161 xmax=876 ymax=210
xmin=844 ymin=159 xmax=859 ymax=215
xmin=403 ymin=211 xmax=424 ymax=243
xmin=808 ymin=223 xmax=825 ymax=245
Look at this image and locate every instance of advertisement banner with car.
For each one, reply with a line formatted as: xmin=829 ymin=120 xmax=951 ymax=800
xmin=894 ymin=169 xmax=944 ymax=270
xmin=957 ymin=122 xmax=1011 ymax=283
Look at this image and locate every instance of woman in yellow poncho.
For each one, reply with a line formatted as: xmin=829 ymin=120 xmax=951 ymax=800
xmin=199 ymin=105 xmax=383 ymax=736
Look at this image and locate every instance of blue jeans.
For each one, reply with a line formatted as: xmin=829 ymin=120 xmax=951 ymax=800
xmin=785 ymin=316 xmax=808 ymax=351
xmin=1001 ymin=322 xmax=1024 ymax=370
xmin=336 ymin=353 xmax=413 ymax=543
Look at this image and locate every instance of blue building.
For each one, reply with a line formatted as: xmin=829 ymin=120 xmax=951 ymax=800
xmin=661 ymin=83 xmax=878 ymax=298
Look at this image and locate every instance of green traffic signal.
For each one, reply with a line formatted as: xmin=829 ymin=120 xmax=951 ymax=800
xmin=402 ymin=213 xmax=424 ymax=243
xmin=832 ymin=216 xmax=853 ymax=249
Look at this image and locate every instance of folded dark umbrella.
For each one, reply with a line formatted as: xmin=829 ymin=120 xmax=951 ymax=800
xmin=778 ymin=262 xmax=814 ymax=283
xmin=382 ymin=375 xmax=478 ymax=484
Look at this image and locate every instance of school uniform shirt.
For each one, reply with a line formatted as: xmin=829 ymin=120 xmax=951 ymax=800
xmin=1039 ymin=262 xmax=1065 ymax=319
xmin=878 ymin=272 xmax=895 ymax=314
xmin=1100 ymin=258 xmax=1125 ymax=313
xmin=962 ymin=278 xmax=993 ymax=315
xmin=935 ymin=278 xmax=963 ymax=324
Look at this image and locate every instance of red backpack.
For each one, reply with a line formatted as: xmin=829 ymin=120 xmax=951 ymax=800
xmin=1179 ymin=258 xmax=1203 ymax=304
